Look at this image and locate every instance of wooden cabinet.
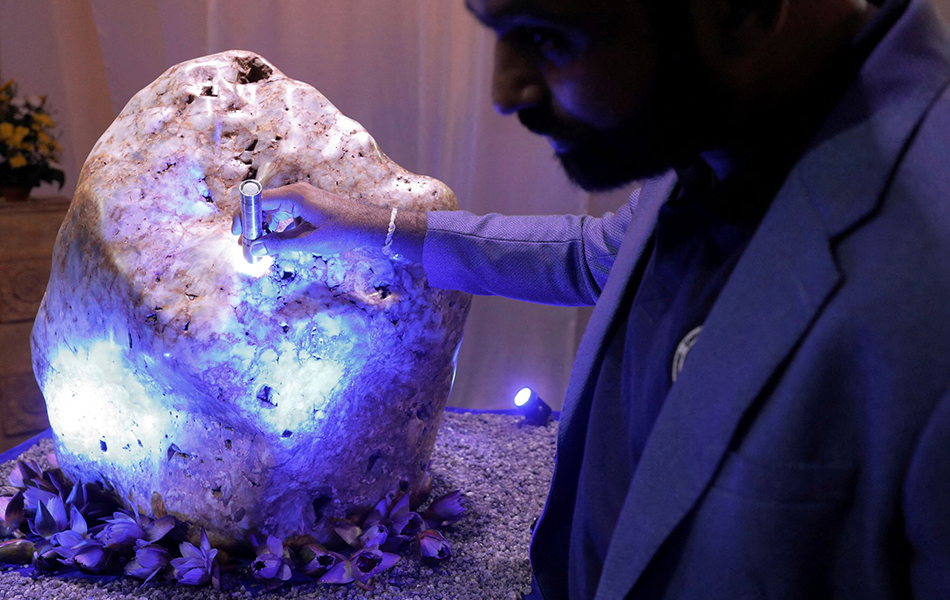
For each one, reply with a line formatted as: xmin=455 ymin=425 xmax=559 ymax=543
xmin=0 ymin=197 xmax=70 ymax=453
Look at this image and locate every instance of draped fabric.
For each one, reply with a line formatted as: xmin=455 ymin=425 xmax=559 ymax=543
xmin=5 ymin=1 xmax=947 ymax=410
xmin=0 ymin=0 xmax=637 ymax=410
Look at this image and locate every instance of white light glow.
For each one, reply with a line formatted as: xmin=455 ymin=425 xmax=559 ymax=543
xmin=223 ymin=238 xmax=274 ymax=278
xmin=514 ymin=387 xmax=533 ymax=407
xmin=43 ymin=337 xmax=169 ymax=467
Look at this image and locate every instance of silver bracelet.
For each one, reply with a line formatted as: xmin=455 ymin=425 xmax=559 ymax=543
xmin=382 ymin=207 xmax=398 ymax=259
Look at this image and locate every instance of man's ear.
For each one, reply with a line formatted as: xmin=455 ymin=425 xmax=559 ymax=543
xmin=719 ymin=0 xmax=790 ymax=55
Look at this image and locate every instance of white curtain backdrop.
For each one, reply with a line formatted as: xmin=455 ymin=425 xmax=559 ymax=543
xmin=0 ymin=0 xmax=637 ymax=411
xmin=5 ymin=0 xmax=943 ymax=411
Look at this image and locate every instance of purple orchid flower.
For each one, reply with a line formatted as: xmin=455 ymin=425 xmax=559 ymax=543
xmin=96 ymin=511 xmax=146 ymax=548
xmin=359 ymin=523 xmax=389 ymax=549
xmin=364 ymin=488 xmax=411 ymax=528
xmin=319 ymin=558 xmax=355 ymax=585
xmin=32 ymin=540 xmax=64 ymax=572
xmin=350 ymin=547 xmax=400 ymax=587
xmin=7 ymin=460 xmax=40 ymax=489
xmin=250 ymin=535 xmax=292 ymax=590
xmin=422 ymin=490 xmax=466 ymax=528
xmin=417 ymin=529 xmax=451 ymax=565
xmin=22 ymin=485 xmax=57 ymax=513
xmin=170 ymin=528 xmax=220 ymax=589
xmin=125 ymin=541 xmax=171 ymax=584
xmin=72 ymin=539 xmax=113 ymax=573
xmin=66 ymin=481 xmax=120 ymax=522
xmin=30 ymin=495 xmax=68 ymax=538
xmin=49 ymin=505 xmax=88 ymax=550
xmin=299 ymin=543 xmax=347 ymax=580
xmin=0 ymin=491 xmax=24 ymax=536
xmin=39 ymin=468 xmax=73 ymax=499
xmin=382 ymin=510 xmax=425 ymax=554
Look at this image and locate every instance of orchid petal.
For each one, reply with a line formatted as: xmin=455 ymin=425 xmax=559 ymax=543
xmin=1 ymin=491 xmax=24 ymax=532
xmin=32 ymin=497 xmax=59 ymax=538
xmin=179 ymin=541 xmax=202 ymax=560
xmin=359 ymin=523 xmax=388 ymax=549
xmin=392 ymin=511 xmax=423 ymax=537
xmin=145 ymin=515 xmax=175 ymax=542
xmin=199 ymin=528 xmax=211 ymax=553
xmin=73 ymin=540 xmax=110 ymax=572
xmin=23 ymin=487 xmax=56 ymax=512
xmin=69 ymin=505 xmax=87 ymax=535
xmin=390 ymin=490 xmax=410 ymax=519
xmin=423 ymin=490 xmax=466 ymax=526
xmin=332 ymin=520 xmax=362 ymax=547
xmin=51 ymin=529 xmax=83 ymax=549
xmin=266 ymin=534 xmax=283 ymax=558
xmin=300 ymin=544 xmax=341 ymax=578
xmin=318 ymin=559 xmax=354 ymax=584
xmin=49 ymin=496 xmax=69 ymax=531
xmin=418 ymin=529 xmax=452 ymax=563
xmin=365 ymin=492 xmax=394 ymax=527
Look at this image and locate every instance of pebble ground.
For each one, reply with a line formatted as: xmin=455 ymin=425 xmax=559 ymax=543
xmin=0 ymin=411 xmax=557 ymax=600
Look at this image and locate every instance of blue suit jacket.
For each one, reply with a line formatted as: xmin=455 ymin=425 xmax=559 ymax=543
xmin=425 ymin=0 xmax=950 ymax=597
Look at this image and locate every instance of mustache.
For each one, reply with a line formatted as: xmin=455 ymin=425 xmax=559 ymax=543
xmin=517 ymin=106 xmax=577 ymax=140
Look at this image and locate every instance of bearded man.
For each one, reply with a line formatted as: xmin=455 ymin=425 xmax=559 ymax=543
xmin=236 ymin=0 xmax=950 ymax=597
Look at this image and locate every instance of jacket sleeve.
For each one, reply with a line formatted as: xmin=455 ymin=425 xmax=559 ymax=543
xmin=422 ymin=189 xmax=640 ymax=307
xmin=904 ymin=387 xmax=950 ymax=598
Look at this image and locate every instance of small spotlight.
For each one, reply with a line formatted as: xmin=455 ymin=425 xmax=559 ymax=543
xmin=513 ymin=387 xmax=552 ymax=426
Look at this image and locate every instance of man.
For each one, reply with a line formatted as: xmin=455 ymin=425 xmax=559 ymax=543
xmin=235 ymin=0 xmax=950 ymax=597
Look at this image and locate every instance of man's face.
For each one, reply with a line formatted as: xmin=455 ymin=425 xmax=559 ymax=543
xmin=467 ymin=0 xmax=721 ymax=191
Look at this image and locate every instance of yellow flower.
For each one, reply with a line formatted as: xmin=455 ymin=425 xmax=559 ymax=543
xmin=21 ymin=141 xmax=34 ymax=153
xmin=8 ymin=154 xmax=27 ymax=169
xmin=52 ymin=140 xmax=62 ymax=152
xmin=37 ymin=131 xmax=50 ymax=144
xmin=33 ymin=113 xmax=53 ymax=128
xmin=0 ymin=94 xmax=8 ymax=104
xmin=0 ymin=122 xmax=12 ymax=141
xmin=0 ymin=80 xmax=13 ymax=93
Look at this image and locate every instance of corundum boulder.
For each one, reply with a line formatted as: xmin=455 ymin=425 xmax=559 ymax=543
xmin=31 ymin=50 xmax=471 ymax=547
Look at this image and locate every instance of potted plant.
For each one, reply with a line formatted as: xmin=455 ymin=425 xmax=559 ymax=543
xmin=0 ymin=79 xmax=65 ymax=201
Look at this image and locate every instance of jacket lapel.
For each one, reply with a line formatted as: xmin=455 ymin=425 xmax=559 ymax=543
xmin=595 ymin=1 xmax=950 ymax=597
xmin=531 ymin=172 xmax=676 ymax=595
xmin=595 ymin=176 xmax=841 ymax=600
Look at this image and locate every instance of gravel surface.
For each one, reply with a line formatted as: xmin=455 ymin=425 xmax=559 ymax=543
xmin=0 ymin=411 xmax=557 ymax=600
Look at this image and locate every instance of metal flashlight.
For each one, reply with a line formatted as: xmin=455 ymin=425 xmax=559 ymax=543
xmin=239 ymin=179 xmax=263 ymax=263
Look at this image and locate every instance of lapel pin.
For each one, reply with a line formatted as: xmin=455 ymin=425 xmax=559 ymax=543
xmin=672 ymin=325 xmax=703 ymax=383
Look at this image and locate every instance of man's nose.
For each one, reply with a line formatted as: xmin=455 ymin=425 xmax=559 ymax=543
xmin=491 ymin=39 xmax=547 ymax=115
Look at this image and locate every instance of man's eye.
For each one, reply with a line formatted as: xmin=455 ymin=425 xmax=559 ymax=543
xmin=514 ymin=27 xmax=572 ymax=61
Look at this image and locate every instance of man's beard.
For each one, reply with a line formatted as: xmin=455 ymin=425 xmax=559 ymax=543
xmin=517 ymin=10 xmax=715 ymax=192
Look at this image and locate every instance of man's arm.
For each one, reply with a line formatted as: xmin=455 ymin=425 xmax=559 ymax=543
xmin=423 ymin=201 xmax=634 ymax=306
xmin=234 ymin=182 xmax=636 ymax=307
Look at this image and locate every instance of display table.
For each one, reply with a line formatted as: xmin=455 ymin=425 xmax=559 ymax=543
xmin=0 ymin=409 xmax=557 ymax=600
xmin=0 ymin=197 xmax=71 ymax=453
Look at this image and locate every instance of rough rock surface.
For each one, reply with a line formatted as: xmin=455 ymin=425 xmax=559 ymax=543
xmin=30 ymin=50 xmax=471 ymax=548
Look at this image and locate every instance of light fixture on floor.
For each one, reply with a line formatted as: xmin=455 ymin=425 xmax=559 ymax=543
xmin=514 ymin=387 xmax=552 ymax=426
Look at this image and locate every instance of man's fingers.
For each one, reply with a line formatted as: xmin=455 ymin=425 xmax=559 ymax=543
xmin=231 ymin=210 xmax=242 ymax=236
xmin=233 ymin=183 xmax=326 ymax=238
xmin=251 ymin=223 xmax=319 ymax=256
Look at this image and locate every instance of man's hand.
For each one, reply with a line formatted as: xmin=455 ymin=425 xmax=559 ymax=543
xmin=231 ymin=182 xmax=425 ymax=262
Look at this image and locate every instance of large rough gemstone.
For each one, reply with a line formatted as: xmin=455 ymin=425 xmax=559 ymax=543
xmin=31 ymin=50 xmax=471 ymax=547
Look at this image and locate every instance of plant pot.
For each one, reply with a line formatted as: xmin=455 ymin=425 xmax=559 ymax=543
xmin=0 ymin=186 xmax=33 ymax=202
